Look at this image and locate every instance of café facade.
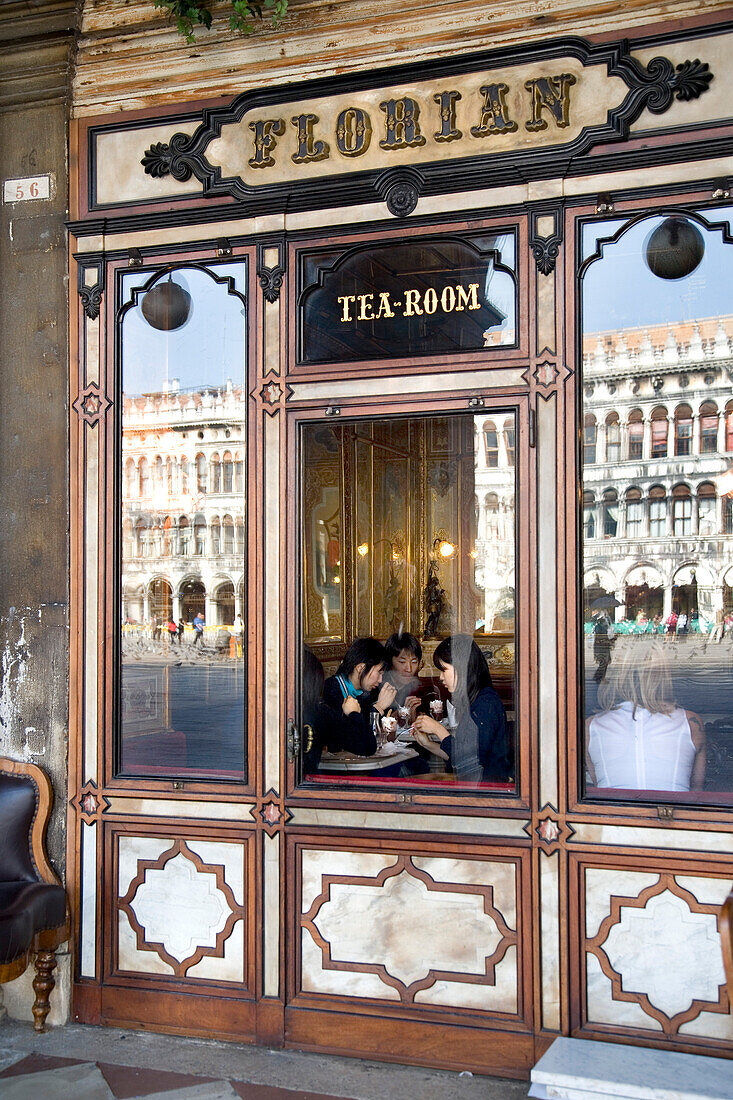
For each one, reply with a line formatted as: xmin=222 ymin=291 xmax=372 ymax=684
xmin=62 ymin=1 xmax=733 ymax=1079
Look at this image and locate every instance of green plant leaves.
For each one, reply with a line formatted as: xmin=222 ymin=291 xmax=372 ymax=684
xmin=154 ymin=0 xmax=288 ymax=42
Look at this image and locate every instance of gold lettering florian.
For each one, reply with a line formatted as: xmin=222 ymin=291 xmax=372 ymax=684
xmin=247 ymin=71 xmax=577 ymax=169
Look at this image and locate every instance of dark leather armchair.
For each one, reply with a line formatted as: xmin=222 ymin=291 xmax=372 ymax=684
xmin=0 ymin=757 xmax=69 ymax=1031
xmin=721 ymin=888 xmax=733 ymax=1007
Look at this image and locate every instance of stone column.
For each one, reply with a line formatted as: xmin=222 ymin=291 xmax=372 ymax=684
xmin=172 ymin=595 xmax=181 ymax=621
xmin=205 ymin=594 xmax=215 ymax=627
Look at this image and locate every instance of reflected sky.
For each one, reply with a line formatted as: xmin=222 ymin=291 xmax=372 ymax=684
xmin=120 ymin=262 xmax=247 ymax=395
xmin=583 ymin=210 xmax=733 ymax=332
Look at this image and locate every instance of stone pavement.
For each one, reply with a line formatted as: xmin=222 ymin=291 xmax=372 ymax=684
xmin=0 ymin=1020 xmax=529 ymax=1100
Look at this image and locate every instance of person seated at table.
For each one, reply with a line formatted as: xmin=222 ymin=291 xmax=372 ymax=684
xmin=586 ymin=640 xmax=706 ymax=792
xmin=322 ymin=637 xmax=397 ymax=755
xmin=301 ymin=648 xmax=350 ymax=774
xmin=382 ymin=631 xmax=429 ymax=718
xmin=412 ymin=634 xmax=510 ymax=782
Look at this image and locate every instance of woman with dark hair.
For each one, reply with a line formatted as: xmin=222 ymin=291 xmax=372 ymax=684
xmin=383 ymin=631 xmax=425 ymax=716
xmin=301 ymin=648 xmax=346 ymax=774
xmin=413 ymin=634 xmax=510 ymax=782
xmin=322 ymin=637 xmax=396 ymax=756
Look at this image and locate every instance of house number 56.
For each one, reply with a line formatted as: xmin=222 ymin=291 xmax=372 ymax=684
xmin=3 ymin=174 xmax=52 ymax=203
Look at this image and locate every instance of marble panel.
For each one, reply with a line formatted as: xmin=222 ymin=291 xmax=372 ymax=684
xmin=264 ymin=413 xmax=280 ymax=794
xmin=118 ymin=910 xmax=174 ymax=975
xmin=84 ymin=428 xmax=99 ymax=785
xmin=536 ymin=273 xmax=556 ymax=355
xmin=300 ymin=847 xmax=518 ymax=1004
xmin=84 ymin=314 xmax=99 ymax=386
xmin=631 ymin=33 xmax=733 ymax=134
xmin=263 ymin=833 xmax=280 ymax=997
xmin=602 ymin=889 xmax=725 ymax=1019
xmin=586 ymin=950 xmax=660 ymax=1031
xmin=95 ymin=124 xmax=202 ymax=205
xmin=540 ymin=850 xmax=561 ymax=1031
xmin=301 ymin=921 xmax=399 ymax=1000
xmin=288 ymin=368 xmax=525 ymax=402
xmin=678 ymin=1008 xmax=733 ymax=1042
xmin=80 ymin=821 xmax=97 ymax=978
xmin=571 ymin=824 xmax=733 ymax=855
xmin=413 ymin=945 xmax=517 ymax=1011
xmin=289 ymin=807 xmax=529 ymax=837
xmin=264 ymin=299 xmax=280 ymax=376
xmin=537 ymin=397 xmax=558 ymax=808
xmin=106 ymin=797 xmax=255 ymax=820
xmin=585 ymin=869 xmax=659 ymax=939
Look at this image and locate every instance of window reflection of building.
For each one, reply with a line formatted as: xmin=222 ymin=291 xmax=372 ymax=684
xmin=582 ymin=316 xmax=733 ymax=622
xmin=474 ymin=412 xmax=515 ymax=634
xmin=121 ymin=379 xmax=245 ymax=628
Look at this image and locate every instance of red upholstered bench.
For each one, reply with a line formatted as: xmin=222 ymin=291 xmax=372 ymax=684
xmin=0 ymin=757 xmax=69 ymax=1031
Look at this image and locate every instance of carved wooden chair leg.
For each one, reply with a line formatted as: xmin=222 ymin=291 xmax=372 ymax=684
xmin=31 ymin=949 xmax=57 ymax=1032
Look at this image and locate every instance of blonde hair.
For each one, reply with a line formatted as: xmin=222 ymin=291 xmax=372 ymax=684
xmin=597 ymin=639 xmax=676 ymax=716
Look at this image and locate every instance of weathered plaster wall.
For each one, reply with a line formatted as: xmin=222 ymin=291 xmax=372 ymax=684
xmin=74 ymin=0 xmax=733 ymax=115
xmin=0 ymin=0 xmax=77 ymax=1024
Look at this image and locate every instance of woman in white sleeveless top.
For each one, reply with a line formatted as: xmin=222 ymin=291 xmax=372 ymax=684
xmin=587 ymin=641 xmax=706 ymax=792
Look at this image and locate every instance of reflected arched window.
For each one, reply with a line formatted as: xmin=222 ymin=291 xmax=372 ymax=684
xmin=196 ymin=453 xmax=207 ymax=493
xmin=165 ymin=457 xmax=174 ymax=494
xmin=698 ymin=481 xmax=717 ymax=535
xmin=180 ymin=458 xmax=189 ymax=494
xmin=222 ymin=451 xmax=234 ymax=493
xmin=605 ymin=413 xmax=620 ymax=463
xmin=236 ymin=517 xmax=244 ymax=553
xmin=583 ymin=491 xmax=595 ymax=540
xmin=234 ymin=452 xmax=244 ymax=493
xmin=211 ymin=519 xmax=221 ymax=555
xmin=503 ymin=422 xmax=515 ymax=467
xmin=139 ymin=458 xmax=150 ymax=498
xmin=179 ymin=515 xmax=190 ymax=556
xmin=726 ymin=400 xmax=733 ymax=452
xmin=483 ymin=422 xmax=498 ymax=467
xmin=674 ymin=404 xmax=693 ymax=456
xmin=649 ymin=485 xmax=666 ymax=537
xmin=194 ymin=515 xmax=206 ymax=556
xmin=724 ymin=494 xmax=733 ymax=535
xmin=125 ymin=458 xmax=136 ymax=499
xmin=583 ymin=414 xmax=597 ymax=465
xmin=223 ymin=514 xmax=235 ymax=554
xmin=651 ymin=407 xmax=668 ymax=458
xmin=136 ymin=518 xmax=147 ymax=557
xmin=602 ymin=489 xmax=618 ymax=538
xmin=626 ymin=487 xmax=643 ymax=538
xmin=485 ymin=492 xmax=499 ymax=538
xmin=211 ymin=453 xmax=221 ymax=493
xmin=700 ymin=402 xmax=718 ymax=454
xmin=672 ymin=483 xmax=691 ymax=536
xmin=627 ymin=408 xmax=644 ymax=460
xmin=154 ymin=455 xmax=164 ymax=487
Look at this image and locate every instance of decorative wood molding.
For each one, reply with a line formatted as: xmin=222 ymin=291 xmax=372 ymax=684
xmin=77 ymin=260 xmax=105 ymax=320
xmin=70 ymin=780 xmax=109 ymax=825
xmin=252 ymin=788 xmax=292 ymax=836
xmin=522 ymin=351 xmax=573 ymax=402
xmin=529 ymin=202 xmax=564 ymax=276
xmin=72 ymin=382 xmax=112 ymax=426
xmin=301 ymin=854 xmax=517 ymax=1003
xmin=136 ymin=37 xmax=714 ymax=217
xmin=118 ymin=838 xmax=245 ymax=977
xmin=526 ymin=803 xmax=575 ymax=854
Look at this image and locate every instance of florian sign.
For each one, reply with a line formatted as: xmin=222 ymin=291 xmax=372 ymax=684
xmin=140 ymin=37 xmax=713 ymax=217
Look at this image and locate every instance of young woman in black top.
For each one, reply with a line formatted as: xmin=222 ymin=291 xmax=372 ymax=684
xmin=321 ymin=637 xmax=396 ymax=757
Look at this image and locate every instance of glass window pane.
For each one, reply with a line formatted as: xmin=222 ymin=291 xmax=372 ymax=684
xmin=297 ymin=233 xmax=517 ymax=364
xmin=118 ymin=262 xmax=247 ymax=781
xmin=300 ymin=411 xmax=517 ymax=794
xmin=581 ymin=207 xmax=733 ymax=804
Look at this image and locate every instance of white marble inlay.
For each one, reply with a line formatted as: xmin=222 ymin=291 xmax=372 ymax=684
xmin=540 ymin=849 xmax=561 ymax=1030
xmin=289 ymin=368 xmax=524 ymax=402
xmin=537 ymin=397 xmax=558 ymax=807
xmin=290 ymin=807 xmax=528 ymax=837
xmin=586 ymin=951 xmax=662 ymax=1032
xmin=264 ymin=833 xmax=280 ymax=997
xmin=84 ymin=428 xmax=99 ymax=784
xmin=264 ymin=413 xmax=280 ymax=793
xmin=129 ymin=853 xmax=231 ymax=962
xmin=312 ymin=865 xmax=503 ymax=986
xmin=80 ymin=821 xmax=97 ymax=978
xmin=602 ymin=889 xmax=725 ymax=1018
